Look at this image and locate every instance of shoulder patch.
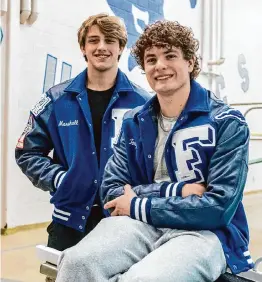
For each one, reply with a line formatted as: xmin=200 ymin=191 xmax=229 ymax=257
xmin=31 ymin=94 xmax=51 ymax=117
xmin=214 ymin=109 xmax=246 ymax=123
xmin=16 ymin=115 xmax=34 ymax=149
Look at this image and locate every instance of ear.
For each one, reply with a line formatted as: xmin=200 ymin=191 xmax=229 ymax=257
xmin=188 ymin=58 xmax=195 ymax=73
xmin=119 ymin=46 xmax=124 ymax=56
xmin=80 ymin=46 xmax=85 ymax=56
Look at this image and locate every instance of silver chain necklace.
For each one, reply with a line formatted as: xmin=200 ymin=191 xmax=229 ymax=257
xmin=159 ymin=111 xmax=177 ymax=133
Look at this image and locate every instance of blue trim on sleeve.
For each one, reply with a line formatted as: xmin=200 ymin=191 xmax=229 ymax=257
xmin=145 ymin=198 xmax=152 ymax=224
xmin=138 ymin=197 xmax=143 ymax=221
xmin=160 ymin=182 xmax=170 ymax=197
xmin=130 ymin=197 xmax=137 ymax=220
xmin=160 ymin=182 xmax=186 ymax=198
xmin=176 ymin=182 xmax=186 ymax=197
xmin=130 ymin=197 xmax=152 ymax=225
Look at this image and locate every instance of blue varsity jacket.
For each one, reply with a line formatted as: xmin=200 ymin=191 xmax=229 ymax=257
xmin=15 ymin=69 xmax=151 ymax=232
xmin=101 ymin=80 xmax=254 ymax=275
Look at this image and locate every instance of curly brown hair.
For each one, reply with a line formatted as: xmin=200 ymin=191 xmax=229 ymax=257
xmin=78 ymin=13 xmax=127 ymax=61
xmin=131 ymin=20 xmax=200 ymax=80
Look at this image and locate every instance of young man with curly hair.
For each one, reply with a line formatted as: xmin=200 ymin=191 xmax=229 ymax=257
xmin=56 ymin=20 xmax=253 ymax=282
xmin=15 ymin=13 xmax=150 ymax=275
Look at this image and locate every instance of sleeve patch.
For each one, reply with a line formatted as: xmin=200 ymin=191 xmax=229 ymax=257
xmin=16 ymin=115 xmax=33 ymax=149
xmin=31 ymin=94 xmax=51 ymax=117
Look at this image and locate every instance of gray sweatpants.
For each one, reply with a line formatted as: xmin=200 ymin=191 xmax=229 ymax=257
xmin=56 ymin=217 xmax=226 ymax=282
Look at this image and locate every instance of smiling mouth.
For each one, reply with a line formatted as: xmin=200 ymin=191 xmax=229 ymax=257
xmin=155 ymin=74 xmax=173 ymax=81
xmin=94 ymin=54 xmax=110 ymax=59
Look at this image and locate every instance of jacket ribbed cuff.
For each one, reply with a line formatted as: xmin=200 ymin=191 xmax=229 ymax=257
xmin=160 ymin=182 xmax=186 ymax=197
xmin=130 ymin=197 xmax=152 ymax=224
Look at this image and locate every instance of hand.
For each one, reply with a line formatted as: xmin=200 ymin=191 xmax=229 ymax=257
xmin=104 ymin=184 xmax=137 ymax=216
xmin=182 ymin=183 xmax=206 ymax=198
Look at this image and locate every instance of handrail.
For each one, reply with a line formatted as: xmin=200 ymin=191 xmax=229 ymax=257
xmin=249 ymin=158 xmax=262 ymax=165
xmin=244 ymin=106 xmax=262 ymax=118
xmin=243 ymin=106 xmax=262 ymax=139
xmin=254 ymin=257 xmax=262 ymax=272
xmin=251 ymin=133 xmax=262 ymax=137
xmin=228 ymin=104 xmax=262 ymax=139
xmin=230 ymin=102 xmax=262 ymax=106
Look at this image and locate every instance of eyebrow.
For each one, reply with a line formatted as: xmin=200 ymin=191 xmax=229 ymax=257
xmin=145 ymin=49 xmax=179 ymax=59
xmin=144 ymin=53 xmax=155 ymax=59
xmin=87 ymin=36 xmax=100 ymax=39
xmin=164 ymin=49 xmax=179 ymax=55
xmin=87 ymin=35 xmax=116 ymax=40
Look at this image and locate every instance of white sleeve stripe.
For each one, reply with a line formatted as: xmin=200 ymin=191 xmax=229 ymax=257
xmin=57 ymin=172 xmax=66 ymax=189
xmin=171 ymin=182 xmax=179 ymax=196
xmin=134 ymin=198 xmax=141 ymax=220
xmin=140 ymin=198 xmax=148 ymax=223
xmin=243 ymin=251 xmax=250 ymax=257
xmin=165 ymin=183 xmax=173 ymax=197
xmin=54 ymin=171 xmax=65 ymax=188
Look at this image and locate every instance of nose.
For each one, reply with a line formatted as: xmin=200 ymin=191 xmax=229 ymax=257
xmin=155 ymin=58 xmax=167 ymax=70
xmin=97 ymin=39 xmax=106 ymax=51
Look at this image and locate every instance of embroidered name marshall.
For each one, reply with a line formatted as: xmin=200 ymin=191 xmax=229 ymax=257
xmin=59 ymin=120 xmax=79 ymax=127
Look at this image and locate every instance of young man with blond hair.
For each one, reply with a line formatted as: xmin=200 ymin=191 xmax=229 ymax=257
xmin=15 ymin=13 xmax=150 ymax=256
xmin=56 ymin=20 xmax=253 ymax=282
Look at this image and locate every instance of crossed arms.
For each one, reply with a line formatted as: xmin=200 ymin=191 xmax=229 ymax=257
xmin=101 ymin=115 xmax=250 ymax=230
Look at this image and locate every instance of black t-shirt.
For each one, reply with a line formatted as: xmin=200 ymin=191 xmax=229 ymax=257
xmin=87 ymin=86 xmax=115 ymax=167
xmin=87 ymin=86 xmax=115 ymax=207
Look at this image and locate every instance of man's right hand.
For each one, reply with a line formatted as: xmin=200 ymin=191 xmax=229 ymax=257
xmin=182 ymin=183 xmax=206 ymax=198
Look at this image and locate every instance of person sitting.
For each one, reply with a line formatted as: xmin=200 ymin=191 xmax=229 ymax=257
xmin=56 ymin=20 xmax=253 ymax=282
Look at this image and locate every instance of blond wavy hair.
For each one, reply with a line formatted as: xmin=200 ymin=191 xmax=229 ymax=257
xmin=78 ymin=13 xmax=127 ymax=61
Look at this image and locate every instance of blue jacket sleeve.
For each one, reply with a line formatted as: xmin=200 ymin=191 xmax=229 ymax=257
xmin=15 ymin=98 xmax=66 ymax=192
xmin=130 ymin=117 xmax=250 ymax=230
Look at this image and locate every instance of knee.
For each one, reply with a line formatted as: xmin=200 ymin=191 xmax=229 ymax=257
xmin=57 ymin=247 xmax=96 ymax=282
xmin=58 ymin=246 xmax=94 ymax=270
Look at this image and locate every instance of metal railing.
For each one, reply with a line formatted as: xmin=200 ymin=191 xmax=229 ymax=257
xmin=230 ymin=103 xmax=262 ymax=141
xmin=249 ymin=158 xmax=262 ymax=165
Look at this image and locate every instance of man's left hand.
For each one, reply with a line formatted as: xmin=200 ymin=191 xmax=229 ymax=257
xmin=104 ymin=184 xmax=136 ymax=216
